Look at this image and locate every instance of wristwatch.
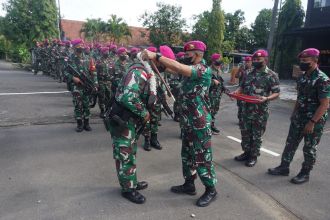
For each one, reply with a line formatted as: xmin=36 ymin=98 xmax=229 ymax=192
xmin=156 ymin=53 xmax=162 ymax=61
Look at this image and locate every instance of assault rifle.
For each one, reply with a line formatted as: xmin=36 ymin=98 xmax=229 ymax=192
xmin=66 ymin=64 xmax=97 ymax=94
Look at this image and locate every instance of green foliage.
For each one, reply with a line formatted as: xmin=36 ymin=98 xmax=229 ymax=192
xmin=191 ymin=11 xmax=210 ymax=41
xmin=207 ymin=0 xmax=225 ymax=56
xmin=224 ymin=10 xmax=245 ymax=42
xmin=140 ymin=2 xmax=186 ymax=46
xmin=251 ymin=9 xmax=272 ymax=49
xmin=1 ymin=0 xmax=58 ymax=63
xmin=235 ymin=26 xmax=255 ymax=52
xmin=273 ymin=0 xmax=305 ymax=78
xmin=80 ymin=15 xmax=131 ymax=43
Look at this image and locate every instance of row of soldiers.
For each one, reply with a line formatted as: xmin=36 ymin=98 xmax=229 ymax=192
xmin=31 ymin=38 xmax=329 ymax=207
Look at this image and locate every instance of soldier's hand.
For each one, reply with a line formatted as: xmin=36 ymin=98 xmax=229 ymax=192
xmin=142 ymin=49 xmax=156 ymax=61
xmin=213 ymin=79 xmax=220 ymax=85
xmin=144 ymin=112 xmax=151 ymax=122
xmin=258 ymin=96 xmax=268 ymax=103
xmin=303 ymin=121 xmax=315 ymax=134
xmin=72 ymin=77 xmax=82 ymax=85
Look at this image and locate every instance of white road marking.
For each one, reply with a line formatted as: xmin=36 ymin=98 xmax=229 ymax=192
xmin=0 ymin=91 xmax=70 ymax=96
xmin=227 ymin=136 xmax=280 ymax=157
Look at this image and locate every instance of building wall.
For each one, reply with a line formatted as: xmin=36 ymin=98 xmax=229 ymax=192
xmin=60 ymin=19 xmax=150 ymax=46
xmin=306 ymin=0 xmax=330 ymax=27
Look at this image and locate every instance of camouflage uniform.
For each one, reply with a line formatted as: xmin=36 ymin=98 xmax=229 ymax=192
xmin=281 ymin=68 xmax=330 ymax=170
xmin=180 ymin=63 xmax=217 ymax=187
xmin=64 ymin=54 xmax=98 ymax=120
xmin=96 ymin=56 xmax=114 ymax=113
xmin=111 ymin=59 xmax=128 ymax=98
xmin=109 ymin=63 xmax=151 ymax=192
xmin=237 ymin=65 xmax=253 ymax=123
xmin=209 ymin=67 xmax=227 ymax=128
xmin=32 ymin=46 xmax=42 ymax=74
xmin=169 ymin=73 xmax=182 ymax=120
xmin=239 ymin=66 xmax=280 ymax=157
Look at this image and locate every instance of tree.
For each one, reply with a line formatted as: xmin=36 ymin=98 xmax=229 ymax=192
xmin=3 ymin=0 xmax=59 ymax=46
xmin=140 ymin=2 xmax=186 ymax=46
xmin=224 ymin=10 xmax=245 ymax=42
xmin=80 ymin=18 xmax=106 ymax=42
xmin=191 ymin=11 xmax=210 ymax=42
xmin=251 ymin=9 xmax=272 ymax=49
xmin=105 ymin=14 xmax=131 ymax=44
xmin=207 ymin=0 xmax=225 ymax=55
xmin=235 ymin=26 xmax=255 ymax=52
xmin=273 ymin=0 xmax=305 ymax=78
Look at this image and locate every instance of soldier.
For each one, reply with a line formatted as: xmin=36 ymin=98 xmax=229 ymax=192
xmin=142 ymin=47 xmax=163 ymax=151
xmin=208 ymin=53 xmax=229 ymax=135
xmin=143 ymin=40 xmax=217 ymax=207
xmin=111 ymin=47 xmax=128 ymax=99
xmin=32 ymin=41 xmax=42 ymax=75
xmin=108 ymin=44 xmax=117 ymax=60
xmin=233 ymin=50 xmax=280 ymax=167
xmin=107 ymin=46 xmax=175 ymax=204
xmin=235 ymin=56 xmax=253 ymax=124
xmin=96 ymin=47 xmax=114 ymax=118
xmin=64 ymin=39 xmax=98 ymax=132
xmin=169 ymin=51 xmax=185 ymax=122
xmin=268 ymin=48 xmax=330 ymax=184
xmin=128 ymin=47 xmax=140 ymax=65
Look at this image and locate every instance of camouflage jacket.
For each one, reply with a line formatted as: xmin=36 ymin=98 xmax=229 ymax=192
xmin=115 ymin=63 xmax=151 ymax=119
xmin=240 ymin=66 xmax=280 ymax=119
xmin=96 ymin=57 xmax=114 ymax=82
xmin=112 ymin=59 xmax=128 ymax=89
xmin=295 ymin=68 xmax=330 ymax=120
xmin=181 ymin=63 xmax=212 ymax=128
xmin=209 ymin=67 xmax=226 ymax=98
xmin=64 ymin=53 xmax=98 ymax=90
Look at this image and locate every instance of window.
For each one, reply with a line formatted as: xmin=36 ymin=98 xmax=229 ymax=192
xmin=314 ymin=0 xmax=330 ymax=8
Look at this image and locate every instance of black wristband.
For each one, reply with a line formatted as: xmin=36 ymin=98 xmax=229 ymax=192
xmin=310 ymin=119 xmax=317 ymax=124
xmin=156 ymin=53 xmax=162 ymax=61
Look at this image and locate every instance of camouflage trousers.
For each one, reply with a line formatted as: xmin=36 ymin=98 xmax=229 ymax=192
xmin=98 ymin=82 xmax=112 ymax=111
xmin=110 ymin=119 xmax=138 ymax=192
xmin=209 ymin=95 xmax=222 ymax=123
xmin=237 ymin=101 xmax=243 ymax=124
xmin=143 ymin=101 xmax=161 ymax=136
xmin=240 ymin=117 xmax=268 ymax=157
xmin=281 ymin=115 xmax=326 ymax=170
xmin=71 ymin=88 xmax=90 ymax=120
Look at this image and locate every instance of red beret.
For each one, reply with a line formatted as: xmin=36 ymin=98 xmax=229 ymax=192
xmin=176 ymin=52 xmax=185 ymax=59
xmin=298 ymin=48 xmax=320 ymax=58
xmin=252 ymin=49 xmax=268 ymax=58
xmin=71 ymin=39 xmax=84 ymax=47
xmin=117 ymin=47 xmax=128 ymax=55
xmin=130 ymin=47 xmax=140 ymax=54
xmin=100 ymin=47 xmax=109 ymax=55
xmin=244 ymin=56 xmax=252 ymax=61
xmin=147 ymin=46 xmax=157 ymax=53
xmin=109 ymin=44 xmax=117 ymax=51
xmin=84 ymin=47 xmax=90 ymax=53
xmin=184 ymin=40 xmax=206 ymax=52
xmin=211 ymin=53 xmax=221 ymax=61
xmin=159 ymin=45 xmax=175 ymax=60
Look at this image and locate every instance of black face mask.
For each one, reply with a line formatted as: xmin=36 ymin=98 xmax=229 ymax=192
xmin=119 ymin=55 xmax=127 ymax=61
xmin=252 ymin=61 xmax=263 ymax=69
xmin=182 ymin=56 xmax=194 ymax=65
xmin=299 ymin=62 xmax=312 ymax=71
xmin=214 ymin=61 xmax=222 ymax=66
xmin=76 ymin=48 xmax=83 ymax=53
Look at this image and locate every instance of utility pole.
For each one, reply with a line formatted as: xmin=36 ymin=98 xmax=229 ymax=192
xmin=267 ymin=0 xmax=280 ymax=56
xmin=57 ymin=0 xmax=62 ymax=40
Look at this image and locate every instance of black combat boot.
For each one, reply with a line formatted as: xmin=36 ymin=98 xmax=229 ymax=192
xmin=268 ymin=162 xmax=290 ymax=176
xmin=234 ymin=151 xmax=250 ymax=161
xmin=174 ymin=115 xmax=180 ymax=122
xmin=170 ymin=178 xmax=196 ymax=195
xmin=290 ymin=167 xmax=311 ymax=184
xmin=150 ymin=133 xmax=162 ymax=150
xmin=211 ymin=122 xmax=220 ymax=135
xmin=143 ymin=136 xmax=151 ymax=151
xmin=245 ymin=156 xmax=258 ymax=167
xmin=196 ymin=186 xmax=217 ymax=207
xmin=121 ymin=190 xmax=146 ymax=204
xmin=136 ymin=181 xmax=148 ymax=190
xmin=83 ymin=118 xmax=92 ymax=131
xmin=75 ymin=119 xmax=83 ymax=132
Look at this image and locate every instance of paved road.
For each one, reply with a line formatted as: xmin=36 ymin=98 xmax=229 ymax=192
xmin=0 ymin=60 xmax=329 ymax=220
